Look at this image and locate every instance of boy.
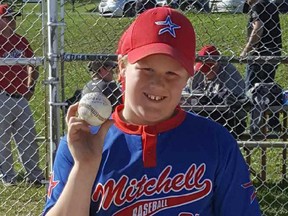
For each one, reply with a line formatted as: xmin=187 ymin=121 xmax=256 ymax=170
xmin=43 ymin=7 xmax=261 ymax=216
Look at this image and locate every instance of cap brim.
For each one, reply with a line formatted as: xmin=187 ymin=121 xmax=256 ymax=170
xmin=195 ymin=62 xmax=214 ymax=74
xmin=194 ymin=62 xmax=202 ymax=73
xmin=127 ymin=43 xmax=194 ymax=76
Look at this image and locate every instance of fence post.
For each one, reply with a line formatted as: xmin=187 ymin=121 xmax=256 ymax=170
xmin=47 ymin=0 xmax=60 ymax=173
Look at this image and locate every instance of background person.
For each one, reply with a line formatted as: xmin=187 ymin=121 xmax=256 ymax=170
xmin=240 ymin=0 xmax=282 ymax=134
xmin=64 ymin=60 xmax=122 ymax=114
xmin=0 ymin=4 xmax=44 ymax=186
xmin=240 ymin=0 xmax=282 ymax=90
xmin=189 ymin=45 xmax=245 ymax=97
xmin=187 ymin=45 xmax=247 ymax=137
xmin=43 ymin=7 xmax=261 ymax=216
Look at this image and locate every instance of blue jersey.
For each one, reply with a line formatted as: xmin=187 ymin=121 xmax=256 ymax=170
xmin=43 ymin=105 xmax=261 ymax=216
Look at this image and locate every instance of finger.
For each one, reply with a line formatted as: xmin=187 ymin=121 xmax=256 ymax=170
xmin=68 ymin=116 xmax=90 ymax=129
xmin=66 ymin=103 xmax=79 ymax=124
xmin=68 ymin=121 xmax=91 ymax=134
xmin=96 ymin=119 xmax=114 ymax=139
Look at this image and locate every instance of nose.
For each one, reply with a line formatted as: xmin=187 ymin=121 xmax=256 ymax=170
xmin=150 ymin=72 xmax=165 ymax=88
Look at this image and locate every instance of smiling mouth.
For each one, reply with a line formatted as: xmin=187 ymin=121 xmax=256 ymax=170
xmin=144 ymin=93 xmax=166 ymax=101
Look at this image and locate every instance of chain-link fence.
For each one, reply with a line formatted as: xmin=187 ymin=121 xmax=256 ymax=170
xmin=0 ymin=0 xmax=48 ymax=215
xmin=0 ymin=0 xmax=288 ymax=215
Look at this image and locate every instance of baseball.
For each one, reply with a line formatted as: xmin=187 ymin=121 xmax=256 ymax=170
xmin=78 ymin=92 xmax=112 ymax=126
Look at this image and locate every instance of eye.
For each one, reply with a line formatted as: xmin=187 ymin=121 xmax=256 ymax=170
xmin=166 ymin=71 xmax=178 ymax=77
xmin=143 ymin=68 xmax=153 ymax=72
xmin=138 ymin=67 xmax=154 ymax=74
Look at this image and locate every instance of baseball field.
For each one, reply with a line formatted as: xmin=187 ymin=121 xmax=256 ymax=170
xmin=0 ymin=1 xmax=288 ymax=215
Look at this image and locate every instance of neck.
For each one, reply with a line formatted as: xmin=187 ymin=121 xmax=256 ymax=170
xmin=121 ymin=106 xmax=178 ymax=126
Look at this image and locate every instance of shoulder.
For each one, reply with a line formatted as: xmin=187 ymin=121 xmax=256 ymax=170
xmin=250 ymin=1 xmax=265 ymax=16
xmin=184 ymin=111 xmax=230 ymax=135
xmin=83 ymin=80 xmax=95 ymax=89
xmin=184 ymin=111 xmax=237 ymax=145
xmin=221 ymin=62 xmax=239 ymax=74
xmin=252 ymin=0 xmax=275 ymax=16
xmin=225 ymin=62 xmax=237 ymax=70
xmin=92 ymin=79 xmax=106 ymax=88
xmin=82 ymin=80 xmax=103 ymax=94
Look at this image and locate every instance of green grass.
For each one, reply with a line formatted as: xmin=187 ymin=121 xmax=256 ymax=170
xmin=0 ymin=183 xmax=46 ymax=215
xmin=1 ymin=2 xmax=288 ymax=215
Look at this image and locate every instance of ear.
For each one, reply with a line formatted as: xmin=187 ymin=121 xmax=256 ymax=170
xmin=117 ymin=55 xmax=126 ymax=78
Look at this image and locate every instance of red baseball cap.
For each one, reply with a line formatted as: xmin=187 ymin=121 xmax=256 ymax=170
xmin=195 ymin=45 xmax=220 ymax=74
xmin=117 ymin=7 xmax=196 ymax=76
xmin=0 ymin=4 xmax=21 ymax=17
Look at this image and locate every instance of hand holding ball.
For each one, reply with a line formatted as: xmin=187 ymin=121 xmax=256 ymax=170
xmin=78 ymin=92 xmax=112 ymax=126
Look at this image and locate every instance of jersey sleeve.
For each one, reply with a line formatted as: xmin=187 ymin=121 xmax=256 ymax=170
xmin=42 ymin=135 xmax=74 ymax=215
xmin=213 ymin=128 xmax=262 ymax=216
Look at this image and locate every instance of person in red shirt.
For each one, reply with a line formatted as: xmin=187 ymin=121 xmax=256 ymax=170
xmin=0 ymin=4 xmax=44 ymax=186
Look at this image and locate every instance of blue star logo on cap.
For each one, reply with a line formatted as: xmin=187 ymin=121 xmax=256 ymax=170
xmin=155 ymin=15 xmax=181 ymax=38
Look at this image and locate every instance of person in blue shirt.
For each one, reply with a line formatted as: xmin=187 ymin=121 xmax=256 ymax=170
xmin=43 ymin=7 xmax=262 ymax=216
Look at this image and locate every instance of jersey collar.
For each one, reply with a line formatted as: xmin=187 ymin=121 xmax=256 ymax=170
xmin=112 ymin=104 xmax=186 ymax=135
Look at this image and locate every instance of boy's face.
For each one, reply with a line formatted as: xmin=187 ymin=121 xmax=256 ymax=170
xmin=204 ymin=63 xmax=219 ymax=80
xmin=0 ymin=16 xmax=16 ymax=32
xmin=99 ymin=66 xmax=114 ymax=82
xmin=119 ymin=54 xmax=189 ymax=125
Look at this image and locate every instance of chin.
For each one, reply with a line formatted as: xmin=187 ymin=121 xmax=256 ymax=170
xmin=135 ymin=102 xmax=176 ymax=122
xmin=139 ymin=110 xmax=171 ymax=125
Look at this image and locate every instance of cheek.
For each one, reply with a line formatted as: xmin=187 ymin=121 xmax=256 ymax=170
xmin=125 ymin=67 xmax=144 ymax=85
xmin=170 ymin=76 xmax=189 ymax=89
xmin=124 ymin=73 xmax=142 ymax=94
xmin=169 ymin=80 xmax=187 ymax=96
xmin=173 ymin=84 xmax=185 ymax=96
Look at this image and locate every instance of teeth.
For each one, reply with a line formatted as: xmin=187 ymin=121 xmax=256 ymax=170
xmin=146 ymin=93 xmax=164 ymax=101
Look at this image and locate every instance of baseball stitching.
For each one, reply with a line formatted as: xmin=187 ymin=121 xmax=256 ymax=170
xmin=80 ymin=103 xmax=107 ymax=122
